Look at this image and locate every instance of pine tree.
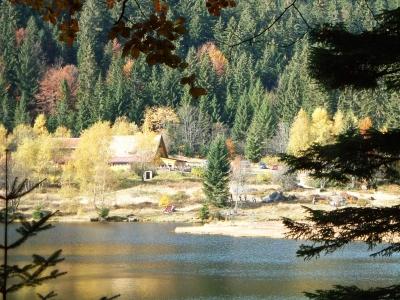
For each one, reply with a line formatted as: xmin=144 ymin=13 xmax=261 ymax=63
xmin=76 ymin=43 xmax=99 ymax=133
xmin=203 ymin=135 xmax=231 ymax=208
xmin=245 ymin=97 xmax=274 ymax=162
xmin=232 ymin=92 xmax=252 ymax=143
xmin=15 ymin=17 xmax=45 ymax=103
xmin=14 ymin=92 xmax=29 ymax=126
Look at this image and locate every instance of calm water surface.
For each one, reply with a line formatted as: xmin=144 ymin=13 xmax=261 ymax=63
xmin=3 ymin=222 xmax=400 ymax=300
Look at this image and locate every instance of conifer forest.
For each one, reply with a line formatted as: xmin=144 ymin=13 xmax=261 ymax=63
xmin=0 ymin=0 xmax=399 ymax=160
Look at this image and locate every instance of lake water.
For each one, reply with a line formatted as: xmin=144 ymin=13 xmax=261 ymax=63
xmin=3 ymin=222 xmax=400 ymax=300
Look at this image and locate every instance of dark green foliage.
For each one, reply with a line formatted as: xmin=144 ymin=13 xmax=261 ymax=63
xmin=98 ymin=207 xmax=110 ymax=220
xmin=203 ymin=136 xmax=231 ymax=208
xmin=283 ymin=205 xmax=400 ymax=260
xmin=32 ymin=205 xmax=45 ymax=220
xmin=14 ymin=92 xmax=29 ymax=126
xmin=199 ymin=203 xmax=210 ymax=220
xmin=308 ymin=8 xmax=400 ymax=91
xmin=232 ymin=92 xmax=252 ymax=142
xmin=303 ymin=284 xmax=400 ymax=300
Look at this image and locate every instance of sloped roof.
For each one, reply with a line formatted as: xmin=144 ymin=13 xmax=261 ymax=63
xmin=109 ymin=135 xmax=166 ymax=158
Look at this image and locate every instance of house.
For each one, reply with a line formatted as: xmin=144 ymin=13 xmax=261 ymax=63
xmin=54 ymin=135 xmax=187 ymax=170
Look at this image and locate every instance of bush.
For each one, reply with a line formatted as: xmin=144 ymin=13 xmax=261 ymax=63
xmin=214 ymin=210 xmax=221 ymax=220
xmin=256 ymin=172 xmax=272 ymax=183
xmin=171 ymin=191 xmax=189 ymax=202
xmin=158 ymin=194 xmax=171 ymax=207
xmin=191 ymin=166 xmax=205 ymax=178
xmin=199 ymin=204 xmax=210 ymax=220
xmin=98 ymin=207 xmax=109 ymax=219
xmin=32 ymin=205 xmax=45 ymax=220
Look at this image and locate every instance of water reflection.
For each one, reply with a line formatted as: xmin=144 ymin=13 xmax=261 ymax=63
xmin=1 ymin=222 xmax=399 ymax=299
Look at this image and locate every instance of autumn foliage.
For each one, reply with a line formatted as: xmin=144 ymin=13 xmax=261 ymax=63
xmin=198 ymin=42 xmax=228 ymax=75
xmin=35 ymin=65 xmax=78 ymax=114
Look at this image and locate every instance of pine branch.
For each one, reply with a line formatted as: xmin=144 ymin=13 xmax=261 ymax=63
xmin=303 ymin=284 xmax=400 ymax=300
xmin=4 ymin=249 xmax=66 ymax=293
xmin=283 ymin=205 xmax=400 ymax=260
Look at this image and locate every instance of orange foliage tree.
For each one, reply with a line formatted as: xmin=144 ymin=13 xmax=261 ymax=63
xmin=35 ymin=65 xmax=78 ymax=114
xmin=197 ymin=42 xmax=228 ymax=76
xmin=358 ymin=116 xmax=373 ymax=134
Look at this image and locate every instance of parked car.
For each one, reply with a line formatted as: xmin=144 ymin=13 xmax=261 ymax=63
xmin=270 ymin=164 xmax=278 ymax=170
xmin=258 ymin=162 xmax=267 ymax=169
xmin=241 ymin=161 xmax=251 ymax=168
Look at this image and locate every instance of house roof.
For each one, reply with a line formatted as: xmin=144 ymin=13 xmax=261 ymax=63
xmin=109 ymin=135 xmax=167 ymax=158
xmin=54 ymin=135 xmax=168 ymax=164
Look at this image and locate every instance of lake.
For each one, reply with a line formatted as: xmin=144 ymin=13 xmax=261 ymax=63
xmin=3 ymin=222 xmax=400 ymax=300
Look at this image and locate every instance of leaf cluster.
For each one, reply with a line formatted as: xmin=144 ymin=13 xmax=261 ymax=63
xmin=283 ymin=205 xmax=400 ymax=260
xmin=1 ymin=249 xmax=66 ymax=294
xmin=303 ymin=284 xmax=400 ymax=300
xmin=206 ymin=0 xmax=236 ymax=17
xmin=308 ymin=8 xmax=400 ymax=91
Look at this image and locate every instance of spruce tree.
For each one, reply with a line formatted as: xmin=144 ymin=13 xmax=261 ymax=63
xmin=203 ymin=135 xmax=231 ymax=208
xmin=232 ymin=92 xmax=252 ymax=143
xmin=55 ymin=78 xmax=74 ymax=130
xmin=14 ymin=92 xmax=29 ymax=127
xmin=245 ymin=97 xmax=274 ymax=162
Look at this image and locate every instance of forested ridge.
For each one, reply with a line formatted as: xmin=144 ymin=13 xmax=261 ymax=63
xmin=0 ymin=0 xmax=399 ymax=158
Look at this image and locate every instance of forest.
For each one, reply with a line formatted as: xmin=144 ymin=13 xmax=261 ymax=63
xmin=0 ymin=0 xmax=399 ymax=161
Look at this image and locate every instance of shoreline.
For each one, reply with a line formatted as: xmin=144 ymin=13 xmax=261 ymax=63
xmin=175 ymin=221 xmax=288 ymax=238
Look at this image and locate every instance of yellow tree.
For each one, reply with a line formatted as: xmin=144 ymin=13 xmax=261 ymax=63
xmin=144 ymin=106 xmax=179 ymax=132
xmin=287 ymin=109 xmax=311 ymax=156
xmin=332 ymin=110 xmax=345 ymax=136
xmin=72 ymin=121 xmax=115 ymax=210
xmin=33 ymin=114 xmax=49 ymax=136
xmin=53 ymin=126 xmax=72 ymax=138
xmin=134 ymin=130 xmax=159 ymax=180
xmin=0 ymin=124 xmax=9 ymax=155
xmin=111 ymin=116 xmax=138 ymax=136
xmin=8 ymin=124 xmax=36 ymax=151
xmin=13 ymin=135 xmax=56 ymax=187
xmin=310 ymin=107 xmax=333 ymax=145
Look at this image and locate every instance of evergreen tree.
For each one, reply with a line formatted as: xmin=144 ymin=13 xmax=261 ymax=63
xmin=203 ymin=135 xmax=231 ymax=208
xmin=76 ymin=44 xmax=99 ymax=133
xmin=0 ymin=94 xmax=14 ymax=132
xmin=232 ymin=92 xmax=252 ymax=143
xmin=15 ymin=17 xmax=45 ymax=103
xmin=105 ymin=55 xmax=128 ymax=122
xmin=245 ymin=96 xmax=274 ymax=162
xmin=14 ymin=92 xmax=29 ymax=126
xmin=55 ymin=78 xmax=74 ymax=130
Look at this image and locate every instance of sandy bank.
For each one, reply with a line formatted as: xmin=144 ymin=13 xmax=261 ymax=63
xmin=175 ymin=221 xmax=288 ymax=238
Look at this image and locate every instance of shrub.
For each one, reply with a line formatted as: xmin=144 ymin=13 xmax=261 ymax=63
xmin=199 ymin=204 xmax=210 ymax=220
xmin=32 ymin=205 xmax=45 ymax=220
xmin=158 ymin=194 xmax=171 ymax=207
xmin=171 ymin=191 xmax=189 ymax=202
xmin=214 ymin=210 xmax=221 ymax=220
xmin=98 ymin=207 xmax=109 ymax=219
xmin=256 ymin=172 xmax=272 ymax=183
xmin=191 ymin=166 xmax=205 ymax=178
